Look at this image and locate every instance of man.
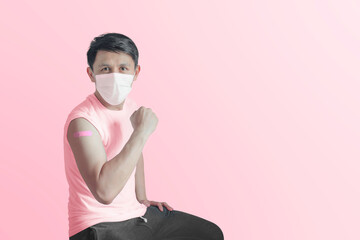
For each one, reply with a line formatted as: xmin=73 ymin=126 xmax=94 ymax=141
xmin=63 ymin=32 xmax=224 ymax=240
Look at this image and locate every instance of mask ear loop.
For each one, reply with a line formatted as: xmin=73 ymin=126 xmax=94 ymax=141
xmin=131 ymin=71 xmax=136 ymax=83
xmin=92 ymin=70 xmax=97 ymax=82
xmin=92 ymin=70 xmax=98 ymax=88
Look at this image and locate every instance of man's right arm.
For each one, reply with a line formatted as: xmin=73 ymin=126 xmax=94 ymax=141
xmin=67 ymin=117 xmax=149 ymax=205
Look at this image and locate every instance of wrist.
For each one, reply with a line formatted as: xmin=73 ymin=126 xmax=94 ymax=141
xmin=137 ymin=198 xmax=148 ymax=203
xmin=133 ymin=128 xmax=150 ymax=140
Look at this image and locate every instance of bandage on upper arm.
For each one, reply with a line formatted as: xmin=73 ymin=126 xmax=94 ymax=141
xmin=73 ymin=130 xmax=93 ymax=138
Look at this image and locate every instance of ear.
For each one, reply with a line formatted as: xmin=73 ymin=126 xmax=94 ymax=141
xmin=134 ymin=65 xmax=141 ymax=82
xmin=87 ymin=67 xmax=96 ymax=83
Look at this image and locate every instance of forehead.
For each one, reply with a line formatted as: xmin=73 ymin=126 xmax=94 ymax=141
xmin=94 ymin=50 xmax=134 ymax=66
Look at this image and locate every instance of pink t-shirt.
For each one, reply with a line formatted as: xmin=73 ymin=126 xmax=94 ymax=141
xmin=63 ymin=93 xmax=147 ymax=237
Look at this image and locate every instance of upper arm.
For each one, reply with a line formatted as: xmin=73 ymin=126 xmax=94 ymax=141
xmin=67 ymin=117 xmax=108 ymax=204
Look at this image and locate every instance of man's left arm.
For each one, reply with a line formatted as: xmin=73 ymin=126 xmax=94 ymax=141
xmin=135 ymin=152 xmax=147 ymax=202
xmin=135 ymin=152 xmax=174 ymax=211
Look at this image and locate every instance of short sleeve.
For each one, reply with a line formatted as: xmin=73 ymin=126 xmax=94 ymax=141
xmin=64 ymin=112 xmax=105 ymax=145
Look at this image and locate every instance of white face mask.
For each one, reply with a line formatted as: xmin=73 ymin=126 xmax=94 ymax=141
xmin=94 ymin=72 xmax=135 ymax=105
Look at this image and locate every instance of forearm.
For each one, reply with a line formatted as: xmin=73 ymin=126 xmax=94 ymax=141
xmin=97 ymin=129 xmax=149 ymax=204
xmin=135 ymin=154 xmax=147 ymax=202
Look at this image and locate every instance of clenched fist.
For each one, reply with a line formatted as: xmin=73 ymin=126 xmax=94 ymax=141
xmin=130 ymin=106 xmax=158 ymax=138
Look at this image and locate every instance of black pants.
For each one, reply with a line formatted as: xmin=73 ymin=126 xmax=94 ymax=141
xmin=70 ymin=205 xmax=224 ymax=240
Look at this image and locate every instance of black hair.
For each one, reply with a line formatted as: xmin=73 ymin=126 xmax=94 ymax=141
xmin=87 ymin=32 xmax=139 ymax=72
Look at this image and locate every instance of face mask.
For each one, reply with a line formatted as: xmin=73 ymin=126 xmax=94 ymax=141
xmin=94 ymin=72 xmax=136 ymax=105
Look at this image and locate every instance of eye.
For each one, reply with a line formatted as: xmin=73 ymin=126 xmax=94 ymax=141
xmin=102 ymin=67 xmax=109 ymax=71
xmin=121 ymin=67 xmax=127 ymax=71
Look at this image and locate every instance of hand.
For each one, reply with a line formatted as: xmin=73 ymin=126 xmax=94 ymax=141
xmin=139 ymin=199 xmax=174 ymax=212
xmin=130 ymin=107 xmax=158 ymax=137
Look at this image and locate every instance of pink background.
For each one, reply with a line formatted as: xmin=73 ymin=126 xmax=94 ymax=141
xmin=0 ymin=0 xmax=359 ymax=239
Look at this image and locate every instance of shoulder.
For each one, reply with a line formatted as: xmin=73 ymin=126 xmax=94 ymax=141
xmin=64 ymin=95 xmax=100 ymax=129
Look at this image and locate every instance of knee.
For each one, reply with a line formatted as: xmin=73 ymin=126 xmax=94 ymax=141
xmin=211 ymin=222 xmax=224 ymax=240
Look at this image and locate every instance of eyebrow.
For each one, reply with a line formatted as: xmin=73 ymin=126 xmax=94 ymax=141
xmin=98 ymin=63 xmax=129 ymax=67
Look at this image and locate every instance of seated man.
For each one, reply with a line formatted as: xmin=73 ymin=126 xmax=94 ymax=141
xmin=63 ymin=32 xmax=224 ymax=240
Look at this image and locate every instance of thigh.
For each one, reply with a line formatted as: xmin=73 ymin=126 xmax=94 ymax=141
xmin=70 ymin=213 xmax=153 ymax=240
xmin=147 ymin=206 xmax=224 ymax=240
xmin=90 ymin=218 xmax=153 ymax=240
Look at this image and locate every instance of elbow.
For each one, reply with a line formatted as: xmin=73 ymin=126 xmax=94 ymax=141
xmin=97 ymin=193 xmax=113 ymax=205
xmin=95 ymin=176 xmax=126 ymax=205
xmin=96 ymin=187 xmax=114 ymax=205
xmin=95 ymin=174 xmax=114 ymax=205
xmin=100 ymin=197 xmax=113 ymax=205
xmin=97 ymin=192 xmax=113 ymax=205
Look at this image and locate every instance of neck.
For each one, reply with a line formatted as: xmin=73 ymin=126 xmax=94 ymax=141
xmin=94 ymin=91 xmax=125 ymax=111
